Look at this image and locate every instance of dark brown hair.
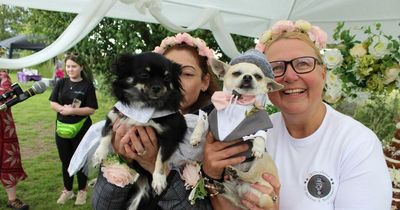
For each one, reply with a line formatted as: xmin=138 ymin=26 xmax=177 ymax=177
xmin=165 ymin=45 xmax=219 ymax=113
xmin=64 ymin=52 xmax=93 ymax=82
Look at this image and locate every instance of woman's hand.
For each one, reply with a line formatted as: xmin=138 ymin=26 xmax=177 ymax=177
xmin=202 ymin=132 xmax=248 ymax=180
xmin=112 ymin=120 xmax=158 ymax=173
xmin=241 ymin=173 xmax=281 ymax=210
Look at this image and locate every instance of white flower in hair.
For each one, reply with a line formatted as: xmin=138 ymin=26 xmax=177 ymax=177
xmin=255 ymin=19 xmax=328 ymax=53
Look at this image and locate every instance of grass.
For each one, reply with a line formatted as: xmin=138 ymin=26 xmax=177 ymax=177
xmin=0 ymin=71 xmax=113 ymax=209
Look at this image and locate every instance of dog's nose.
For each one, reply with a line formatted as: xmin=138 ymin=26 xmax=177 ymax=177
xmin=151 ymin=85 xmax=161 ymax=93
xmin=243 ymin=75 xmax=252 ymax=82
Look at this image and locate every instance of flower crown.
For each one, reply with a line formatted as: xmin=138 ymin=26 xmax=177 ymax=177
xmin=153 ymin=33 xmax=215 ymax=65
xmin=255 ymin=20 xmax=328 ymax=53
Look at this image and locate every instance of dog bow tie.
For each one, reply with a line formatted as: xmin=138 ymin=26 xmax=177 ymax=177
xmin=211 ymin=91 xmax=256 ymax=111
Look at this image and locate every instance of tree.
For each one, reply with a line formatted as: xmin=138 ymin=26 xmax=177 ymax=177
xmin=21 ymin=9 xmax=255 ymax=91
xmin=0 ymin=5 xmax=29 ymax=57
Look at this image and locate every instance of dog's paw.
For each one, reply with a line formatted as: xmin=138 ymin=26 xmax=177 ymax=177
xmin=152 ymin=172 xmax=167 ymax=195
xmin=190 ymin=137 xmax=201 ymax=147
xmin=252 ymin=149 xmax=264 ymax=159
xmin=252 ymin=137 xmax=265 ymax=159
xmin=225 ymin=166 xmax=238 ymax=179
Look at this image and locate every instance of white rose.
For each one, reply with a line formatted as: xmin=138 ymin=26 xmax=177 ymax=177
xmin=383 ymin=67 xmax=400 ymax=84
xmin=368 ymin=36 xmax=389 ymax=59
xmin=323 ymin=49 xmax=343 ymax=69
xmin=350 ymin=44 xmax=367 ymax=57
xmin=101 ymin=163 xmax=138 ymax=188
xmin=324 ymin=88 xmax=342 ymax=104
xmin=324 ymin=71 xmax=343 ymax=104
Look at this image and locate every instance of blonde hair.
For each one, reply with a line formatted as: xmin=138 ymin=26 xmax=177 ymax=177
xmin=265 ymin=31 xmax=323 ymax=62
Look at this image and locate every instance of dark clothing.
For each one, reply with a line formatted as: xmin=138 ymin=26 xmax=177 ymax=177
xmin=55 ymin=117 xmax=92 ymax=191
xmin=93 ymin=170 xmax=212 ymax=210
xmin=49 ymin=78 xmax=98 ymax=191
xmin=92 ymin=104 xmax=215 ymax=210
xmin=49 ymin=78 xmax=98 ymax=123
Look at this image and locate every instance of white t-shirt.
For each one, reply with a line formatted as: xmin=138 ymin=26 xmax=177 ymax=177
xmin=266 ymin=104 xmax=392 ymax=210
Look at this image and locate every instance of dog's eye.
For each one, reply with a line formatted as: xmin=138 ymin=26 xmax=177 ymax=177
xmin=232 ymin=71 xmax=241 ymax=77
xmin=139 ymin=73 xmax=150 ymax=79
xmin=254 ymin=74 xmax=263 ymax=80
xmin=126 ymin=77 xmax=134 ymax=84
xmin=164 ymin=75 xmax=172 ymax=82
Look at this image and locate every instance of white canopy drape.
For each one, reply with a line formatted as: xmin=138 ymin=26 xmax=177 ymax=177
xmin=0 ymin=0 xmax=399 ymax=69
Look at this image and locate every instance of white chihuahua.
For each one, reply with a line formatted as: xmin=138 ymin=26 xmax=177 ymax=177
xmin=191 ymin=49 xmax=284 ymax=209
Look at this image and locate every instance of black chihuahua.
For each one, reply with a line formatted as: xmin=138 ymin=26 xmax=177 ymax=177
xmin=93 ymin=52 xmax=187 ymax=209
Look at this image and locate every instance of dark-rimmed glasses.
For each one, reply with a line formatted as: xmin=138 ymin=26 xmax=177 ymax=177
xmin=270 ymin=56 xmax=321 ymax=77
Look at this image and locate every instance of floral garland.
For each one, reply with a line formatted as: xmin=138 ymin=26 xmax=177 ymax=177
xmin=323 ymin=22 xmax=400 ymax=104
xmin=153 ymin=33 xmax=215 ymax=65
xmin=255 ymin=19 xmax=328 ymax=53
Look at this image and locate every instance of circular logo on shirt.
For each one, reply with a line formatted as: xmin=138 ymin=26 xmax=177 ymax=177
xmin=304 ymin=172 xmax=335 ymax=201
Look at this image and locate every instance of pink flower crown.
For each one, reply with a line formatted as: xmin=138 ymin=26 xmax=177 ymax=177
xmin=153 ymin=33 xmax=215 ymax=65
xmin=255 ymin=20 xmax=328 ymax=53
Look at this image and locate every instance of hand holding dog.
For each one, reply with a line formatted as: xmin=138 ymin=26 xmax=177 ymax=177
xmin=112 ymin=120 xmax=158 ymax=173
xmin=202 ymin=132 xmax=248 ymax=180
xmin=241 ymin=173 xmax=280 ymax=210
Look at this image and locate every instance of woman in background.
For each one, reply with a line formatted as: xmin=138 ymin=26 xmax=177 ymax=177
xmin=49 ymin=53 xmax=98 ymax=206
xmin=0 ymin=70 xmax=29 ymax=210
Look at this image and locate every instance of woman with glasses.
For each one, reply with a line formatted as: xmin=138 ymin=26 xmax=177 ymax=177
xmin=49 ymin=52 xmax=98 ymax=206
xmin=202 ymin=20 xmax=392 ymax=210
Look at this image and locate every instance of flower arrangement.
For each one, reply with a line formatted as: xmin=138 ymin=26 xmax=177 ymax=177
xmin=153 ymin=33 xmax=215 ymax=64
xmin=255 ymin=19 xmax=328 ymax=53
xmin=101 ymin=154 xmax=138 ymax=188
xmin=323 ymin=22 xmax=400 ymax=104
xmin=180 ymin=162 xmax=208 ymax=205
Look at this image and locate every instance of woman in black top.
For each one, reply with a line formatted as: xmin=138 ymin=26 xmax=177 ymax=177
xmin=49 ymin=52 xmax=98 ymax=205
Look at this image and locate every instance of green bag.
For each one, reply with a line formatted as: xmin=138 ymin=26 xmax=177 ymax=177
xmin=56 ymin=117 xmax=88 ymax=139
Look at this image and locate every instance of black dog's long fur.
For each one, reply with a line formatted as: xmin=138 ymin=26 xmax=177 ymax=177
xmin=99 ymin=52 xmax=187 ymax=209
xmin=106 ymin=52 xmax=187 ymax=163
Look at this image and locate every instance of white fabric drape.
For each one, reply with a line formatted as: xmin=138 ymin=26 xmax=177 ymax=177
xmin=0 ymin=0 xmax=117 ymax=69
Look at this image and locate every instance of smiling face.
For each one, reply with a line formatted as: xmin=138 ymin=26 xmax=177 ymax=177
xmin=265 ymin=38 xmax=326 ymax=116
xmin=65 ymin=59 xmax=83 ymax=81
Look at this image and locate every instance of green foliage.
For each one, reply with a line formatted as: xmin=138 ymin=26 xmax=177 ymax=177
xmin=330 ymin=22 xmax=400 ymax=96
xmin=265 ymin=104 xmax=279 ymax=115
xmin=351 ymin=91 xmax=399 ymax=144
xmin=0 ymin=72 xmax=113 ymax=210
xmin=0 ymin=5 xmax=28 ymax=40
xmin=21 ymin=8 xmax=255 ymax=90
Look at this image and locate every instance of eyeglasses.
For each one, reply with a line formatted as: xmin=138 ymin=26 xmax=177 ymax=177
xmin=270 ymin=56 xmax=321 ymax=78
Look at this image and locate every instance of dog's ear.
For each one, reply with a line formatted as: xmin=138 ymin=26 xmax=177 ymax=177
xmin=266 ymin=77 xmax=284 ymax=92
xmin=111 ymin=53 xmax=134 ymax=76
xmin=210 ymin=58 xmax=230 ymax=80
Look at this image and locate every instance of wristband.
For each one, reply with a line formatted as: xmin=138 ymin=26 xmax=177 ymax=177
xmin=200 ymin=165 xmax=224 ymax=183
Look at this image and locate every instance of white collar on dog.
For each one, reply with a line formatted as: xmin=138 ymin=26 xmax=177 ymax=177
xmin=114 ymin=101 xmax=176 ymax=123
